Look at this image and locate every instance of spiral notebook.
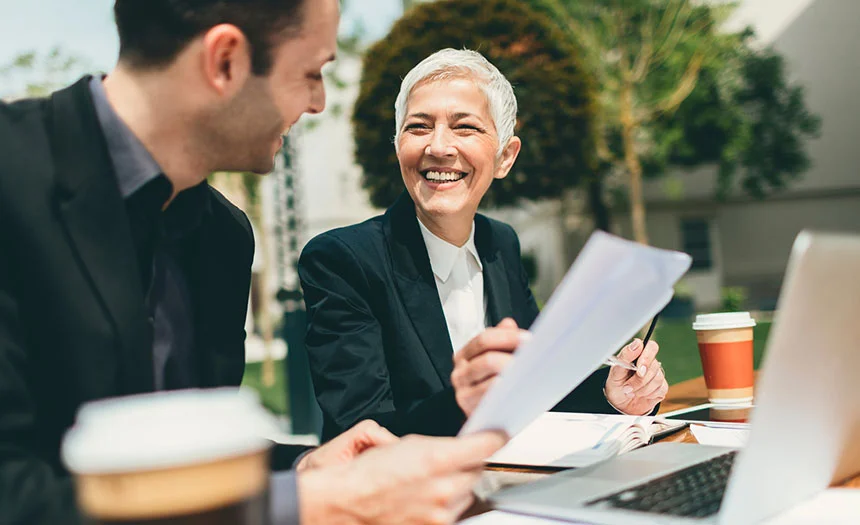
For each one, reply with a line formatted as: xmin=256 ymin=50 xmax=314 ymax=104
xmin=486 ymin=412 xmax=687 ymax=470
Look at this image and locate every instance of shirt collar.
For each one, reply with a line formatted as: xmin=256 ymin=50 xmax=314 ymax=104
xmin=417 ymin=217 xmax=483 ymax=283
xmin=89 ymin=76 xmax=163 ymax=199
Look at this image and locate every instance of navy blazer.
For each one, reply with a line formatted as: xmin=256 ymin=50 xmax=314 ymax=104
xmin=300 ymin=192 xmax=614 ymax=441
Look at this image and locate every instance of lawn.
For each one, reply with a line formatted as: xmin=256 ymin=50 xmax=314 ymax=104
xmin=242 ymin=360 xmax=289 ymax=416
xmin=654 ymin=319 xmax=772 ymax=385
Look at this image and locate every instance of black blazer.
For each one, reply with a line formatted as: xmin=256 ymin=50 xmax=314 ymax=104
xmin=299 ymin=193 xmax=614 ymax=441
xmin=0 ymin=78 xmax=300 ymax=525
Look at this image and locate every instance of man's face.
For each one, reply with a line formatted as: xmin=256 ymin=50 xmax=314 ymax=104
xmin=214 ymin=0 xmax=339 ymax=174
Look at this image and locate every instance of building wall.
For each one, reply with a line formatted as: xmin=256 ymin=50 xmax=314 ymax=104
xmin=633 ymin=0 xmax=860 ymax=310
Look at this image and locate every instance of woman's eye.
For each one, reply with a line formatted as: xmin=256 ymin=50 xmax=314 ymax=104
xmin=456 ymin=124 xmax=481 ymax=131
xmin=405 ymin=123 xmax=430 ymax=130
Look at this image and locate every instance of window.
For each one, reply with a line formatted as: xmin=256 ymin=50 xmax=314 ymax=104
xmin=681 ymin=218 xmax=713 ymax=271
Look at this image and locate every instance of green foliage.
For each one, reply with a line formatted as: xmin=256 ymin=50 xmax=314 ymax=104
xmin=649 ymin=41 xmax=821 ymax=199
xmin=353 ymin=0 xmax=598 ymax=208
xmin=720 ymin=286 xmax=748 ymax=313
xmin=0 ymin=47 xmax=88 ymax=100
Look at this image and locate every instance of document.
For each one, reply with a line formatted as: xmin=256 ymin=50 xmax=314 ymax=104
xmin=690 ymin=424 xmax=750 ymax=448
xmin=487 ymin=412 xmax=687 ymax=469
xmin=460 ymin=231 xmax=691 ymax=438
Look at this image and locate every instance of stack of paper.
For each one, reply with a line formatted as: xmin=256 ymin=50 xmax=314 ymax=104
xmin=461 ymin=231 xmax=691 ymax=438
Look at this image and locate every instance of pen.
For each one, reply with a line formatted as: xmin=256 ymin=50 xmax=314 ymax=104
xmin=604 ymin=313 xmax=660 ymax=371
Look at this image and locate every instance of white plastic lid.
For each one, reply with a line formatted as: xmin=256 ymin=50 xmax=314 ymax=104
xmin=692 ymin=312 xmax=756 ymax=331
xmin=61 ymin=388 xmax=279 ymax=475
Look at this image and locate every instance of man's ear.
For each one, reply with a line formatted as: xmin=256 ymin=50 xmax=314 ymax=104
xmin=201 ymin=24 xmax=252 ymax=96
xmin=494 ymin=136 xmax=522 ymax=180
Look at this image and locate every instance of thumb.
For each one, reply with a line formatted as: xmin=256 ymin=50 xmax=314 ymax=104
xmin=496 ymin=317 xmax=519 ymax=329
xmin=607 ymin=339 xmax=644 ymax=383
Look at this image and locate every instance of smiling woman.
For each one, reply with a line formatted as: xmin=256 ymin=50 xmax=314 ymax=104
xmin=299 ymin=49 xmax=668 ymax=441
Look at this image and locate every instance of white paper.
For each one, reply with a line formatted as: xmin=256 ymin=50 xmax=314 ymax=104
xmin=761 ymin=489 xmax=860 ymax=524
xmin=690 ymin=424 xmax=750 ymax=448
xmin=460 ymin=231 xmax=691 ymax=437
xmin=460 ymin=510 xmax=588 ymax=524
xmin=487 ymin=412 xmax=653 ymax=468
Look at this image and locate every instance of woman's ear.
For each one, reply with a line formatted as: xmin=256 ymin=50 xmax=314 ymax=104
xmin=494 ymin=136 xmax=522 ymax=180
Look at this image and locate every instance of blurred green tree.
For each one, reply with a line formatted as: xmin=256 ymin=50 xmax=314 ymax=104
xmin=0 ymin=47 xmax=88 ymax=100
xmin=353 ymin=0 xmax=599 ymax=208
xmin=532 ymin=0 xmax=820 ymax=242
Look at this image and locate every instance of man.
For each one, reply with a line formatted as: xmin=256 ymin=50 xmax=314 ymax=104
xmin=0 ymin=1 xmax=505 ymax=524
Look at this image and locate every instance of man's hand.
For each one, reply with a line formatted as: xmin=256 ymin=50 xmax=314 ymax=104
xmin=298 ymin=431 xmax=507 ymax=525
xmin=604 ymin=339 xmax=668 ymax=415
xmin=296 ymin=420 xmax=398 ymax=472
xmin=451 ymin=318 xmax=525 ymax=417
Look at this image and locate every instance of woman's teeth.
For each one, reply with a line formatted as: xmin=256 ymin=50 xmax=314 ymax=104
xmin=424 ymin=171 xmax=466 ymax=182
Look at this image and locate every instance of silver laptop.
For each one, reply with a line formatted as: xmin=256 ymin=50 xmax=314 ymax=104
xmin=493 ymin=231 xmax=860 ymax=525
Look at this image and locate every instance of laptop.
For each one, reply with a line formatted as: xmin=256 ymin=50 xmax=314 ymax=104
xmin=492 ymin=231 xmax=860 ymax=525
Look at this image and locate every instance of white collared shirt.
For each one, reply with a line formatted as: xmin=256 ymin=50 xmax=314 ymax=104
xmin=417 ymin=218 xmax=487 ymax=353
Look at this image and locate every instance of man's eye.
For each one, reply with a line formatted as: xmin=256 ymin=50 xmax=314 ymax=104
xmin=308 ymin=72 xmax=323 ymax=81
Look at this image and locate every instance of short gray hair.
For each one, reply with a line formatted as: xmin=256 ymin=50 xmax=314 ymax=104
xmin=394 ymin=49 xmax=518 ymax=157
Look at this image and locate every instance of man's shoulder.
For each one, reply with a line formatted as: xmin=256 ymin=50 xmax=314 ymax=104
xmin=0 ymin=97 xmax=50 ymax=169
xmin=203 ymin=184 xmax=254 ymax=252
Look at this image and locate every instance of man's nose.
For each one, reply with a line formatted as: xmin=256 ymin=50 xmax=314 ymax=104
xmin=308 ymin=83 xmax=326 ymax=114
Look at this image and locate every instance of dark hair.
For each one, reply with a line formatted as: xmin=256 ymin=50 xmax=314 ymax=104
xmin=114 ymin=0 xmax=308 ymax=75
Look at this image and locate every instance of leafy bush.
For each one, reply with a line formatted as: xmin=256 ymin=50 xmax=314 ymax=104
xmin=353 ymin=0 xmax=598 ymax=208
xmin=721 ymin=286 xmax=748 ymax=312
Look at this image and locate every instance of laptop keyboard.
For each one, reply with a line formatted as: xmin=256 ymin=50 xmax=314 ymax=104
xmin=586 ymin=450 xmax=738 ymax=518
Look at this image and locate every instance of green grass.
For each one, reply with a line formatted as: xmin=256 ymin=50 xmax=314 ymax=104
xmin=241 ymin=360 xmax=289 ymax=416
xmin=654 ymin=320 xmax=772 ymax=385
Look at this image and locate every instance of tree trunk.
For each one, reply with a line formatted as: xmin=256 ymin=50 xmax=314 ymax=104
xmin=620 ymin=82 xmax=649 ymax=245
xmin=586 ymin=176 xmax=611 ymax=232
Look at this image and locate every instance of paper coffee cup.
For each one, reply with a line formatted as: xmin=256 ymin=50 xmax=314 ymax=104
xmin=693 ymin=312 xmax=756 ymax=405
xmin=62 ymin=388 xmax=278 ymax=524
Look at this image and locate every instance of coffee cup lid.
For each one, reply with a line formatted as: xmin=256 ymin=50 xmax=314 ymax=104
xmin=692 ymin=312 xmax=756 ymax=331
xmin=62 ymin=388 xmax=279 ymax=475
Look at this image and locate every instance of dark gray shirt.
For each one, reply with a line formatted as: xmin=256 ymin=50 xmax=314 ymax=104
xmin=88 ymin=77 xmax=299 ymax=525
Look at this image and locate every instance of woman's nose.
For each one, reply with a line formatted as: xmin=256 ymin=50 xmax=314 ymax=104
xmin=425 ymin=128 xmax=456 ymax=157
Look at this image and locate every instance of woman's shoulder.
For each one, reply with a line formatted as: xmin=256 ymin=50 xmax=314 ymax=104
xmin=302 ymin=214 xmax=387 ymax=261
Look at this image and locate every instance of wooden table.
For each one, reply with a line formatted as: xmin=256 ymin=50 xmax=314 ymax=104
xmin=462 ymin=375 xmax=859 ymax=520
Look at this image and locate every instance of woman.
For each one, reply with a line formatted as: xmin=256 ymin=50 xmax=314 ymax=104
xmin=299 ymin=49 xmax=668 ymax=440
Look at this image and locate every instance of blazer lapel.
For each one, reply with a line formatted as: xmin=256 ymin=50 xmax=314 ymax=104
xmin=475 ymin=215 xmax=514 ymax=326
xmin=385 ymin=193 xmax=455 ymax=385
xmin=48 ymin=77 xmax=154 ymax=394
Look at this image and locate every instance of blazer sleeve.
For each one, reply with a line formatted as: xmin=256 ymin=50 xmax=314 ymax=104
xmin=299 ymin=234 xmax=464 ymax=439
xmin=0 ymin=242 xmax=83 ymax=524
xmin=505 ymin=225 xmax=617 ymax=414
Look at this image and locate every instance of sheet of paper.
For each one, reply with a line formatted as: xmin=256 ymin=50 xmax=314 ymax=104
xmin=761 ymin=489 xmax=860 ymax=524
xmin=460 ymin=231 xmax=691 ymax=437
xmin=690 ymin=424 xmax=750 ymax=447
xmin=460 ymin=510 xmax=588 ymax=524
xmin=487 ymin=412 xmax=651 ymax=468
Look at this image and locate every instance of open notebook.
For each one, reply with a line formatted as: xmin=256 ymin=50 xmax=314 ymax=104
xmin=487 ymin=412 xmax=687 ymax=470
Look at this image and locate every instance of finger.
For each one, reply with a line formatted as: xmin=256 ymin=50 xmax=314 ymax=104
xmin=607 ymin=339 xmax=643 ymax=382
xmin=422 ymin=432 xmax=508 ymax=475
xmin=461 ymin=351 xmax=512 ymax=387
xmin=633 ymin=341 xmax=661 ymax=378
xmin=457 ymin=327 xmax=522 ymax=361
xmin=633 ymin=369 xmax=665 ymax=399
xmin=457 ymin=377 xmax=496 ymax=416
xmin=496 ymin=317 xmax=519 ymax=329
xmin=629 ymin=358 xmax=664 ymax=394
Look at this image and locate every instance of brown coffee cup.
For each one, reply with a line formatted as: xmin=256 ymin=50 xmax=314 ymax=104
xmin=62 ymin=389 xmax=277 ymax=524
xmin=693 ymin=312 xmax=756 ymax=405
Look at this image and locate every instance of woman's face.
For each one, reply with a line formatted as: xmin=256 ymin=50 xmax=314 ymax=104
xmin=397 ymin=78 xmax=520 ymax=224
